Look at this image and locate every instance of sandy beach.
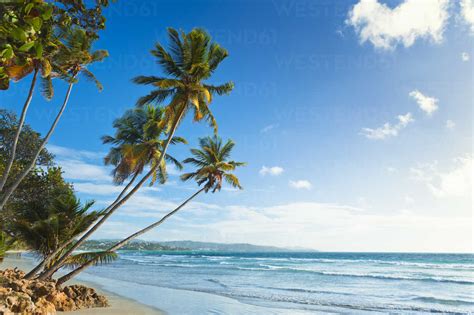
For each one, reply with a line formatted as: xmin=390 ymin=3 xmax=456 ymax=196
xmin=1 ymin=253 xmax=316 ymax=315
xmin=0 ymin=254 xmax=163 ymax=315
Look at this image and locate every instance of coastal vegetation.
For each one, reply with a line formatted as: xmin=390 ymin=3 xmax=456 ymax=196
xmin=79 ymin=240 xmax=186 ymax=252
xmin=80 ymin=240 xmax=306 ymax=253
xmin=56 ymin=135 xmax=244 ymax=286
xmin=36 ymin=26 xmax=237 ymax=282
xmin=0 ymin=0 xmax=244 ymax=312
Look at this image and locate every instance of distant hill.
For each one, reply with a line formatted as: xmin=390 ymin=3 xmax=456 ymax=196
xmin=82 ymin=240 xmax=316 ymax=252
xmin=80 ymin=240 xmax=185 ymax=251
xmin=150 ymin=240 xmax=314 ymax=252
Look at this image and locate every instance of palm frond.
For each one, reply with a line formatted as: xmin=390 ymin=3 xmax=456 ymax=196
xmin=63 ymin=251 xmax=118 ymax=269
xmin=223 ymin=173 xmax=243 ymax=189
xmin=136 ymin=89 xmax=174 ymax=107
xmin=208 ymin=43 xmax=229 ymax=73
xmin=181 ymin=135 xmax=245 ymax=192
xmin=165 ymin=153 xmax=183 ymax=170
xmin=170 ymin=136 xmax=187 ymax=145
xmin=91 ymin=50 xmax=109 ymax=62
xmin=180 ymin=172 xmax=197 ymax=182
xmin=132 ymin=75 xmax=166 ymax=85
xmin=151 ymin=43 xmax=182 ymax=77
xmin=204 ymin=82 xmax=234 ymax=96
xmin=40 ymin=76 xmax=54 ymax=100
xmin=81 ymin=68 xmax=103 ymax=91
xmin=167 ymin=28 xmax=184 ymax=67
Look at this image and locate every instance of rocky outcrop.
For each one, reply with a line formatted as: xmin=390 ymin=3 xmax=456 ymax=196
xmin=0 ymin=268 xmax=109 ymax=314
xmin=0 ymin=287 xmax=36 ymax=314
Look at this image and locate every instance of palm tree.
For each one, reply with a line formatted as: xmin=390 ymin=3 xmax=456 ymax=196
xmin=25 ymin=105 xmax=185 ymax=280
xmin=0 ymin=1 xmax=60 ymax=193
xmin=37 ymin=105 xmax=185 ymax=280
xmin=0 ymin=230 xmax=10 ymax=263
xmin=56 ymin=136 xmax=244 ymax=286
xmin=102 ymin=105 xmax=186 ymax=187
xmin=38 ymin=27 xmax=233 ymax=280
xmin=0 ymin=28 xmax=108 ymax=211
xmin=10 ymin=194 xmax=117 ymax=279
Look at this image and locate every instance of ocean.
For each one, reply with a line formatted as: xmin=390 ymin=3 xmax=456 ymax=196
xmin=78 ymin=251 xmax=474 ymax=314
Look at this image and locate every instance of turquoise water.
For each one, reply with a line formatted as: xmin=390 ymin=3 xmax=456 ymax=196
xmin=83 ymin=251 xmax=474 ymax=314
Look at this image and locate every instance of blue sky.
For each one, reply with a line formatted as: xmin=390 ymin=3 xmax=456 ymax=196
xmin=2 ymin=0 xmax=473 ymax=252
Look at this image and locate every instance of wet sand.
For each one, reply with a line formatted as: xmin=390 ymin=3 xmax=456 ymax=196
xmin=0 ymin=254 xmax=164 ymax=315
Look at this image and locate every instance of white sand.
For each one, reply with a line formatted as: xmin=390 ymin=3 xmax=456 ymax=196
xmin=2 ymin=254 xmax=313 ymax=314
xmin=0 ymin=254 xmax=164 ymax=315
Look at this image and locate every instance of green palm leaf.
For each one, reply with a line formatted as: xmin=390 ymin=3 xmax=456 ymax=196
xmin=181 ymin=136 xmax=245 ymax=192
xmin=102 ymin=105 xmax=185 ymax=185
xmin=133 ymin=28 xmax=234 ymax=133
xmin=63 ymin=251 xmax=118 ymax=269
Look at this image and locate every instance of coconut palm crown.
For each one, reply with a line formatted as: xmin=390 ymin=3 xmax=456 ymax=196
xmin=133 ymin=27 xmax=234 ymax=133
xmin=50 ymin=28 xmax=108 ymax=95
xmin=181 ymin=136 xmax=245 ymax=192
xmin=102 ymin=105 xmax=186 ymax=186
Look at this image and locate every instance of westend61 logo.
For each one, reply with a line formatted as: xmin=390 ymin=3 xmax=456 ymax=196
xmin=108 ymin=1 xmax=161 ymax=16
xmin=211 ymin=29 xmax=277 ymax=46
xmin=274 ymin=54 xmax=397 ymax=71
xmin=272 ymin=0 xmax=347 ymax=18
xmin=152 ymin=29 xmax=277 ymax=47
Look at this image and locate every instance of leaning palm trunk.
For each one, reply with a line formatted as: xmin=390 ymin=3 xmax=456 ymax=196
xmin=23 ymin=232 xmax=78 ymax=280
xmin=0 ymin=81 xmax=74 ymax=210
xmin=56 ymin=187 xmax=206 ymax=286
xmin=0 ymin=69 xmax=39 ymax=194
xmin=38 ymin=108 xmax=186 ymax=280
xmin=24 ymin=170 xmax=139 ymax=281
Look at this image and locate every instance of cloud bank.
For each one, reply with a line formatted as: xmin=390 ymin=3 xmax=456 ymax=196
xmin=347 ymin=0 xmax=449 ymax=50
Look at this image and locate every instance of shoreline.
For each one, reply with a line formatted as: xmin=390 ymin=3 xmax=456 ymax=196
xmin=0 ymin=254 xmax=164 ymax=315
xmin=1 ymin=254 xmax=310 ymax=315
xmin=2 ymin=251 xmax=470 ymax=314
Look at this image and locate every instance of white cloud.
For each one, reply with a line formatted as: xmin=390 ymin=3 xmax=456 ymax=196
xmin=347 ymin=0 xmax=449 ymax=50
xmin=84 ymin=179 xmax=471 ymax=252
xmin=397 ymin=112 xmax=414 ymax=126
xmin=429 ymin=156 xmax=472 ymax=198
xmin=446 ymin=119 xmax=456 ymax=130
xmin=361 ymin=112 xmax=414 ymax=140
xmin=58 ymin=159 xmax=111 ymax=182
xmin=409 ymin=90 xmax=439 ymax=115
xmin=73 ymin=182 xmax=162 ymax=196
xmin=410 ymin=161 xmax=438 ymax=182
xmin=259 ymin=166 xmax=284 ymax=176
xmin=111 ymin=193 xmax=220 ymax=220
xmin=119 ymin=202 xmax=472 ymax=253
xmin=74 ymin=182 xmax=125 ymax=195
xmin=289 ymin=180 xmax=312 ymax=190
xmin=460 ymin=0 xmax=474 ymax=33
xmin=461 ymin=51 xmax=470 ymax=61
xmin=48 ymin=144 xmax=112 ymax=182
xmin=48 ymin=144 xmax=104 ymax=160
xmin=260 ymin=124 xmax=278 ymax=134
xmin=410 ymin=155 xmax=473 ymax=198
